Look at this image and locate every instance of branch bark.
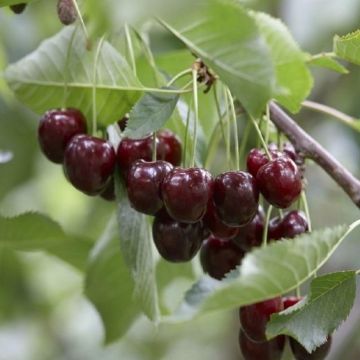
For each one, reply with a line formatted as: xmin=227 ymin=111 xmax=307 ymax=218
xmin=269 ymin=102 xmax=360 ymax=208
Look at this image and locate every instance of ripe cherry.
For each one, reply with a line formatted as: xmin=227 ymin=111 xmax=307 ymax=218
xmin=247 ymin=148 xmax=282 ymax=177
xmin=256 ymin=157 xmax=302 ymax=208
xmin=239 ymin=297 xmax=283 ymax=342
xmin=63 ymin=134 xmax=115 ymax=195
xmin=232 ymin=207 xmax=264 ymax=251
xmin=203 ymin=200 xmax=239 ymax=239
xmin=200 ymin=236 xmax=244 ymax=280
xmin=161 ymin=167 xmax=213 ymax=223
xmin=10 ymin=3 xmax=27 ymax=13
xmin=157 ymin=129 xmax=182 ymax=166
xmin=268 ymin=210 xmax=308 ymax=240
xmin=290 ymin=337 xmax=332 ymax=360
xmin=283 ymin=295 xmax=302 ymax=310
xmin=152 ymin=210 xmax=206 ymax=262
xmin=213 ymin=171 xmax=259 ymax=227
xmin=100 ymin=177 xmax=115 ymax=201
xmin=38 ymin=108 xmax=87 ymax=163
xmin=127 ymin=160 xmax=173 ymax=215
xmin=239 ymin=330 xmax=285 ymax=360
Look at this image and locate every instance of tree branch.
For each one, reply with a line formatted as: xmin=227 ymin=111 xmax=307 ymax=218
xmin=269 ymin=102 xmax=360 ymax=208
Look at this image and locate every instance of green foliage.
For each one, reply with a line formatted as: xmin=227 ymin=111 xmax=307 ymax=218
xmin=267 ymin=271 xmax=356 ymax=352
xmin=0 ymin=0 xmax=33 ymax=6
xmin=166 ymin=225 xmax=349 ymax=322
xmin=124 ymin=90 xmax=179 ymax=139
xmin=0 ymin=212 xmax=92 ymax=270
xmin=4 ymin=26 xmax=142 ymax=126
xmin=307 ymin=53 xmax=349 ymax=74
xmin=334 ymin=30 xmax=360 ymax=66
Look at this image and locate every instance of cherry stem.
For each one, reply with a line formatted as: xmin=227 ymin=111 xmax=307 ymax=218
xmin=250 ymin=115 xmax=272 ymax=160
xmin=238 ymin=120 xmax=252 ymax=169
xmin=224 ymin=87 xmax=232 ymax=169
xmin=204 ymin=121 xmax=222 ymax=169
xmin=301 ymin=191 xmax=312 ymax=232
xmin=183 ymin=98 xmax=193 ymax=168
xmin=191 ymin=68 xmax=199 ymax=168
xmin=262 ymin=205 xmax=273 ymax=248
xmin=227 ymin=88 xmax=240 ymax=171
xmin=124 ymin=24 xmax=137 ymax=76
xmin=265 ymin=103 xmax=271 ymax=144
xmin=152 ymin=131 xmax=157 ymax=161
xmin=166 ymin=68 xmax=192 ymax=87
xmin=269 ymin=102 xmax=360 ymax=208
xmin=70 ymin=0 xmax=89 ymax=42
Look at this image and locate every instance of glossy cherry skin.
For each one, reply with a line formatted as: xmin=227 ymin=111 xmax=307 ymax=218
xmin=157 ymin=129 xmax=182 ymax=166
xmin=239 ymin=297 xmax=283 ymax=342
xmin=239 ymin=330 xmax=285 ymax=360
xmin=161 ymin=167 xmax=213 ymax=223
xmin=232 ymin=207 xmax=264 ymax=251
xmin=38 ymin=108 xmax=87 ymax=163
xmin=127 ymin=160 xmax=173 ymax=215
xmin=63 ymin=135 xmax=116 ymax=195
xmin=256 ymin=157 xmax=302 ymax=208
xmin=246 ymin=148 xmax=284 ymax=177
xmin=290 ymin=337 xmax=332 ymax=360
xmin=100 ymin=177 xmax=115 ymax=201
xmin=213 ymin=171 xmax=259 ymax=227
xmin=10 ymin=3 xmax=27 ymax=13
xmin=203 ymin=200 xmax=239 ymax=239
xmin=200 ymin=236 xmax=245 ymax=280
xmin=282 ymin=295 xmax=302 ymax=310
xmin=152 ymin=210 xmax=206 ymax=262
xmin=268 ymin=210 xmax=308 ymax=240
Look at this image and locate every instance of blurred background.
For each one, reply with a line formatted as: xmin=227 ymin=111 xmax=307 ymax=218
xmin=1 ymin=0 xmax=360 ymax=359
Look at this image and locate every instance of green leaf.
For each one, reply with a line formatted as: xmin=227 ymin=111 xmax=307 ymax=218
xmin=334 ymin=30 xmax=360 ymax=66
xmin=0 ymin=0 xmax=33 ymax=6
xmin=85 ymin=216 xmax=139 ymax=343
xmin=0 ymin=212 xmax=92 ymax=271
xmin=166 ymin=225 xmax=352 ymax=322
xmin=4 ymin=26 xmax=142 ymax=126
xmin=160 ymin=0 xmax=275 ymax=117
xmin=307 ymin=53 xmax=349 ymax=74
xmin=266 ymin=271 xmax=356 ymax=352
xmin=124 ymin=90 xmax=179 ymax=139
xmin=116 ymin=179 xmax=160 ymax=322
xmin=253 ymin=12 xmax=313 ymax=113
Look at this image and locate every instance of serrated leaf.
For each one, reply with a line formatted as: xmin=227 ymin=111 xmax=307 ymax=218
xmin=4 ymin=26 xmax=142 ymax=126
xmin=160 ymin=0 xmax=275 ymax=117
xmin=116 ymin=178 xmax=160 ymax=322
xmin=166 ymin=225 xmax=352 ymax=322
xmin=334 ymin=30 xmax=360 ymax=66
xmin=85 ymin=215 xmax=139 ymax=343
xmin=124 ymin=90 xmax=179 ymax=139
xmin=0 ymin=212 xmax=92 ymax=270
xmin=267 ymin=271 xmax=356 ymax=352
xmin=253 ymin=12 xmax=313 ymax=113
xmin=307 ymin=53 xmax=349 ymax=74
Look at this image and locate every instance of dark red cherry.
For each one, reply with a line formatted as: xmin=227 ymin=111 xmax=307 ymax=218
xmin=117 ymin=135 xmax=153 ymax=176
xmin=240 ymin=297 xmax=283 ymax=342
xmin=63 ymin=135 xmax=115 ymax=195
xmin=256 ymin=157 xmax=302 ymax=208
xmin=246 ymin=148 xmax=283 ymax=177
xmin=239 ymin=330 xmax=285 ymax=360
xmin=213 ymin=171 xmax=259 ymax=227
xmin=290 ymin=337 xmax=332 ymax=360
xmin=203 ymin=200 xmax=239 ymax=239
xmin=38 ymin=108 xmax=87 ymax=163
xmin=283 ymin=295 xmax=302 ymax=310
xmin=161 ymin=167 xmax=213 ymax=223
xmin=127 ymin=160 xmax=173 ymax=215
xmin=100 ymin=177 xmax=115 ymax=201
xmin=156 ymin=129 xmax=182 ymax=166
xmin=200 ymin=236 xmax=244 ymax=280
xmin=10 ymin=3 xmax=27 ymax=13
xmin=232 ymin=207 xmax=264 ymax=251
xmin=268 ymin=210 xmax=308 ymax=240
xmin=152 ymin=210 xmax=206 ymax=262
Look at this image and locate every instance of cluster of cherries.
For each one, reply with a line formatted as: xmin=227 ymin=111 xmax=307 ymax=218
xmin=240 ymin=295 xmax=332 ymax=360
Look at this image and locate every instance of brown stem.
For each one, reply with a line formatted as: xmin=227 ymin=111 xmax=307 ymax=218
xmin=269 ymin=102 xmax=360 ymax=208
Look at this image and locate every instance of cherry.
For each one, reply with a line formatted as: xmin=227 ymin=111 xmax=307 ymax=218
xmin=100 ymin=177 xmax=115 ymax=201
xmin=283 ymin=295 xmax=302 ymax=309
xmin=127 ymin=160 xmax=173 ymax=215
xmin=10 ymin=3 xmax=27 ymax=13
xmin=239 ymin=330 xmax=285 ymax=360
xmin=38 ymin=108 xmax=87 ymax=163
xmin=203 ymin=200 xmax=239 ymax=239
xmin=161 ymin=167 xmax=213 ymax=223
xmin=63 ymin=134 xmax=115 ymax=195
xmin=256 ymin=157 xmax=302 ymax=208
xmin=268 ymin=210 xmax=308 ymax=240
xmin=213 ymin=171 xmax=259 ymax=227
xmin=200 ymin=236 xmax=244 ymax=280
xmin=246 ymin=148 xmax=283 ymax=177
xmin=152 ymin=210 xmax=206 ymax=262
xmin=290 ymin=337 xmax=332 ymax=360
xmin=156 ymin=129 xmax=182 ymax=166
xmin=239 ymin=297 xmax=283 ymax=342
xmin=232 ymin=207 xmax=264 ymax=251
